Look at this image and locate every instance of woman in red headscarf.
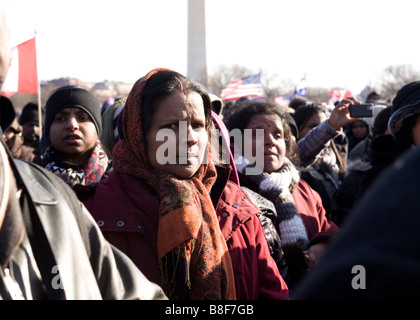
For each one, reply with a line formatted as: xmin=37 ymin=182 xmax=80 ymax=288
xmin=84 ymin=68 xmax=236 ymax=300
xmin=84 ymin=68 xmax=291 ymax=300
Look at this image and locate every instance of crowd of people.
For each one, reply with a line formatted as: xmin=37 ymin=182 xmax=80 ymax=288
xmin=2 ymin=0 xmax=420 ymax=301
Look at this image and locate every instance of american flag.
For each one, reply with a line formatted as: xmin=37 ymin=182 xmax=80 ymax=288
xmin=291 ymin=73 xmax=307 ymax=99
xmin=220 ymin=73 xmax=264 ymax=102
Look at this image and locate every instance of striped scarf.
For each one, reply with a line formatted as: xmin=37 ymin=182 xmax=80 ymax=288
xmin=235 ymin=155 xmax=309 ymax=250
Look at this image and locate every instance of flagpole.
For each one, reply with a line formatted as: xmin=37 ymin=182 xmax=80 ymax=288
xmin=35 ymin=29 xmax=42 ymax=140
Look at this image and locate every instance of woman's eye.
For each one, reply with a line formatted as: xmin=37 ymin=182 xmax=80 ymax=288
xmin=164 ymin=123 xmax=178 ymax=130
xmin=192 ymin=123 xmax=205 ymax=130
xmin=275 ymin=132 xmax=283 ymax=139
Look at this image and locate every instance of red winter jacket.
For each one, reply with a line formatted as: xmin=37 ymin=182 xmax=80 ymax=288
xmin=83 ymin=170 xmax=162 ymax=285
xmin=292 ymin=179 xmax=339 ymax=238
xmin=84 ymin=168 xmax=289 ymax=300
xmin=211 ymin=166 xmax=289 ymax=300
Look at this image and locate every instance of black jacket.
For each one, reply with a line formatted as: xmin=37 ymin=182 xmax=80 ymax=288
xmin=357 ymin=134 xmax=406 ymax=201
xmin=293 ymin=146 xmax=420 ymax=299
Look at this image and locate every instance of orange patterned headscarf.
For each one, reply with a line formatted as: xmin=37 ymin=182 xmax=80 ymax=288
xmin=112 ymin=68 xmax=235 ymax=300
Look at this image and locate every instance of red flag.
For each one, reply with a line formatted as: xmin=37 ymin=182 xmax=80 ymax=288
xmin=328 ymin=89 xmax=352 ymax=105
xmin=274 ymin=95 xmax=291 ymax=107
xmin=220 ymin=74 xmax=264 ymax=102
xmin=1 ymin=37 xmax=38 ymax=97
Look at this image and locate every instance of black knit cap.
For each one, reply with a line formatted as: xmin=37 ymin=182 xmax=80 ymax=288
xmin=44 ymin=85 xmax=102 ymax=137
xmin=389 ymin=81 xmax=420 ymax=136
xmin=19 ymin=102 xmax=39 ymax=125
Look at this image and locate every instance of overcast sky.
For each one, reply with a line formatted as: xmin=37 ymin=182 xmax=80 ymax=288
xmin=3 ymin=0 xmax=420 ymax=96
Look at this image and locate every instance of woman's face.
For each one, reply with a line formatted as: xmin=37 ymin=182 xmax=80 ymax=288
xmin=299 ymin=112 xmax=327 ymax=139
xmin=245 ymin=113 xmax=286 ymax=174
xmin=146 ymin=90 xmax=208 ymax=179
xmin=352 ymin=120 xmax=369 ymax=140
xmin=49 ymin=107 xmax=98 ymax=164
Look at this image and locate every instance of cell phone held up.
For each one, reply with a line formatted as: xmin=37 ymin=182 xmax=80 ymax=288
xmin=349 ymin=103 xmax=373 ymax=118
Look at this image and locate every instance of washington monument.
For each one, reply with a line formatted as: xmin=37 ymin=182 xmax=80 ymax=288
xmin=187 ymin=0 xmax=209 ymax=87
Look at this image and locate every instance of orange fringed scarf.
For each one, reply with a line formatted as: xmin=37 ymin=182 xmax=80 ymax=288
xmin=112 ymin=68 xmax=236 ymax=300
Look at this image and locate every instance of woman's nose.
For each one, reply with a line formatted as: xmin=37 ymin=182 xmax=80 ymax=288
xmin=187 ymin=126 xmax=198 ymax=146
xmin=265 ymin=133 xmax=275 ymax=146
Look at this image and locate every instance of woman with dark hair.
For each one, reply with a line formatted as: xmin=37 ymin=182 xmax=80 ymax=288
xmin=292 ymin=103 xmax=348 ymax=221
xmin=345 ymin=119 xmax=370 ymax=155
xmin=84 ymin=68 xmax=289 ymax=300
xmin=226 ymin=101 xmax=339 ymax=289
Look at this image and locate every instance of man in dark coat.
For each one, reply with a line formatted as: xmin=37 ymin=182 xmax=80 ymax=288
xmin=292 ymin=145 xmax=420 ymax=299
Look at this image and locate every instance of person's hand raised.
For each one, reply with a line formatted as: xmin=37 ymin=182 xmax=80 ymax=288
xmin=328 ymin=97 xmax=362 ymax=130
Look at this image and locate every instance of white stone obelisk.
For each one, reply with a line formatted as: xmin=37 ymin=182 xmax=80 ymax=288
xmin=187 ymin=0 xmax=208 ymax=87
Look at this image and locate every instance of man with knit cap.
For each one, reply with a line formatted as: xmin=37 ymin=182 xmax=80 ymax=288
xmin=36 ymin=85 xmax=111 ymax=200
xmin=19 ymin=102 xmax=42 ymax=146
xmin=388 ymin=80 xmax=420 ymax=144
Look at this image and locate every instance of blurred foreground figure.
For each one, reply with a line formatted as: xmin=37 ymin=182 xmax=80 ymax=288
xmin=293 ymin=145 xmax=420 ymax=299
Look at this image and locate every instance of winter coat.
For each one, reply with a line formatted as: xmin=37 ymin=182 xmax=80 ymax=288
xmin=84 ymin=166 xmax=290 ymax=300
xmin=292 ymin=179 xmax=339 ymax=238
xmin=240 ymin=185 xmax=288 ymax=280
xmin=6 ymin=132 xmax=37 ymax=162
xmin=83 ymin=170 xmax=162 ymax=285
xmin=334 ymin=159 xmax=371 ymax=226
xmin=297 ymin=121 xmax=348 ymax=222
xmin=211 ymin=165 xmax=289 ymax=300
xmin=1 ymin=159 xmax=166 ymax=300
xmin=238 ymin=173 xmax=339 ymax=289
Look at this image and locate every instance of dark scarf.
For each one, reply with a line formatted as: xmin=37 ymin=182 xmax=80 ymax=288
xmin=39 ymin=142 xmax=109 ymax=187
